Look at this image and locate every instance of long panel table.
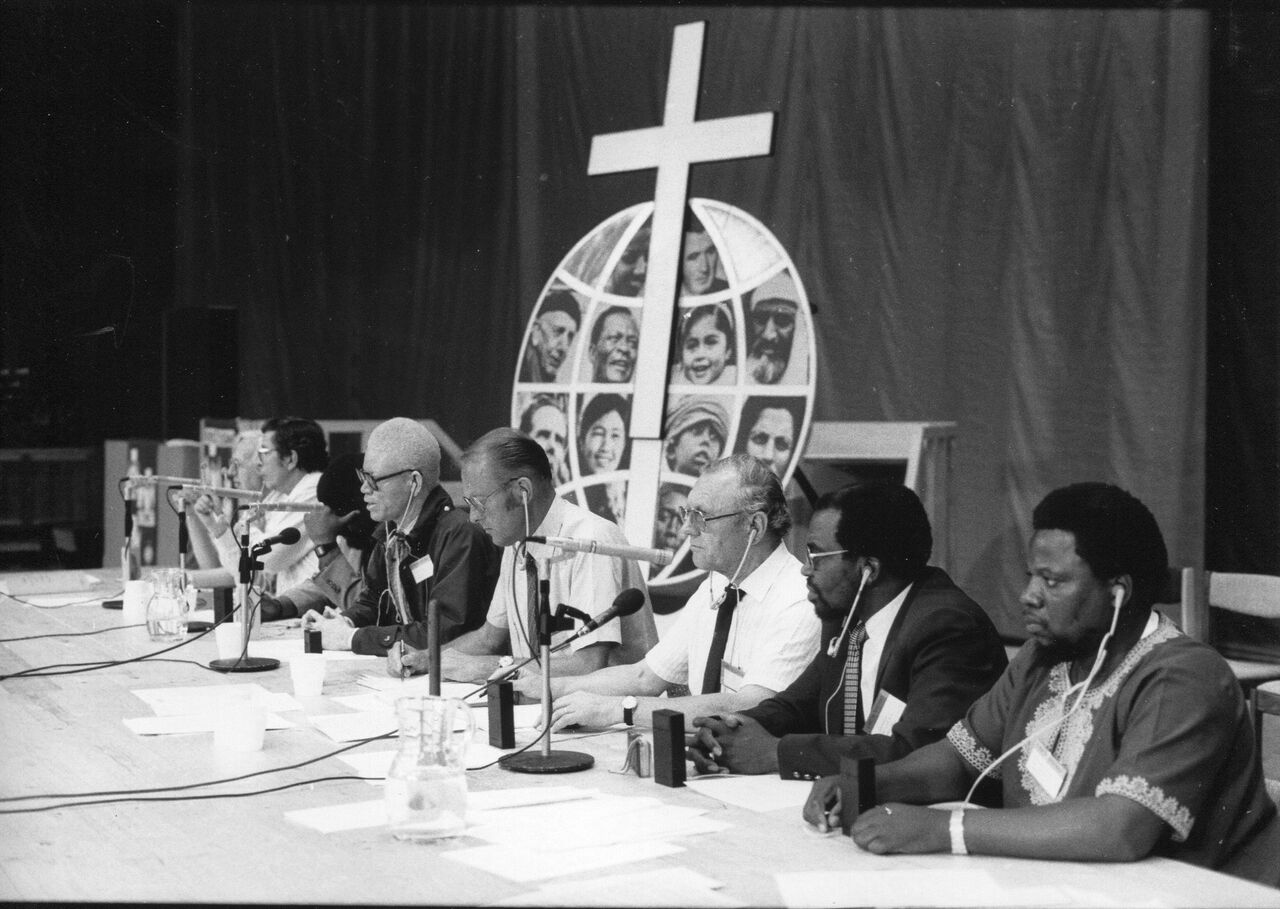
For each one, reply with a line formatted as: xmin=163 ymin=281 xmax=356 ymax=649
xmin=2 ymin=570 xmax=1278 ymax=907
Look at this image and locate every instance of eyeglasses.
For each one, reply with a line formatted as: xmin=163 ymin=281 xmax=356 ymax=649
xmin=256 ymin=446 xmax=278 ymax=461
xmin=678 ymin=505 xmax=743 ymax=535
xmin=749 ymin=432 xmax=792 ymax=453
xmin=805 ymin=543 xmax=849 ymax=571
xmin=462 ymin=479 xmax=514 ymax=515
xmin=356 ymin=467 xmax=415 ymax=492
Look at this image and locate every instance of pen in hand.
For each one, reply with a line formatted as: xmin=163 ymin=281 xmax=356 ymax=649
xmin=399 ymin=640 xmax=408 ymax=680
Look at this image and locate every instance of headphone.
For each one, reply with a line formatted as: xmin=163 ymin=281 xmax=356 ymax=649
xmin=520 ymin=486 xmax=529 ymax=504
xmin=1111 ymin=584 xmax=1125 ymax=614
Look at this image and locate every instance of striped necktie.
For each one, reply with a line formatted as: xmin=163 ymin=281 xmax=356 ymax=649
xmin=700 ymin=584 xmax=740 ymax=694
xmin=842 ymin=622 xmax=870 ymax=735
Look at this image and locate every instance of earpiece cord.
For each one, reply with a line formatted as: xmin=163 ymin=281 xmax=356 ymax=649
xmin=961 ymin=589 xmax=1126 ymax=806
xmin=826 ymin=570 xmax=869 ymax=659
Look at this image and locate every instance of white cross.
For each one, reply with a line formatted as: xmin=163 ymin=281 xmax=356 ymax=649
xmin=587 ymin=21 xmax=775 ymax=553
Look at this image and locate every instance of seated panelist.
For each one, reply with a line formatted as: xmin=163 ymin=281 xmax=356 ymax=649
xmin=515 ymin=454 xmax=821 ymax=731
xmin=803 ymin=483 xmax=1279 ymax=886
xmin=689 ymin=482 xmax=1007 ymax=780
xmin=302 ymin=418 xmax=500 ymax=657
xmin=187 ymin=417 xmax=328 ymax=596
xmin=411 ymin=428 xmax=657 ymax=682
xmin=258 ymin=452 xmax=375 ymax=622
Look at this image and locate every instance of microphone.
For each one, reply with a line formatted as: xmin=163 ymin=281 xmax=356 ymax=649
xmin=526 ymin=536 xmax=674 ymax=566
xmin=250 ymin=526 xmax=302 ymax=554
xmin=180 ymin=484 xmax=265 ymax=501
xmin=243 ymin=502 xmax=326 ymax=513
xmin=551 ymin=588 xmax=646 ymax=652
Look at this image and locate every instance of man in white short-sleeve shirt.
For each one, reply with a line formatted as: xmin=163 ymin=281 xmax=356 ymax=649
xmin=517 ymin=454 xmax=819 ymax=730
xmin=440 ymin=428 xmax=656 ymax=682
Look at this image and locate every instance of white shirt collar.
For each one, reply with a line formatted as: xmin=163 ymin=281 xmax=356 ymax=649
xmin=864 ymin=582 xmax=913 ymax=642
xmin=710 ymin=541 xmax=792 ymax=607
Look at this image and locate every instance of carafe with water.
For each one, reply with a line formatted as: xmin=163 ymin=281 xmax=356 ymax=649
xmin=145 ymin=568 xmax=189 ymax=642
xmin=385 ymin=695 xmax=475 ymax=840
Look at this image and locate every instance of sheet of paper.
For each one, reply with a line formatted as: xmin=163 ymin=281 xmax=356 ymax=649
xmin=493 ymin=867 xmax=745 ymax=908
xmin=467 ymin=785 xmax=597 ymax=812
xmin=329 ymin=693 xmax=394 ymax=714
xmin=473 ymin=703 xmax=543 ymax=731
xmin=686 ymin=774 xmax=812 ymax=813
xmin=442 ymin=839 xmax=684 ymax=883
xmin=131 ymin=683 xmax=299 ymax=716
xmin=284 ymin=786 xmax=597 ymax=834
xmin=357 ymin=673 xmax=486 ymax=704
xmin=284 ymin=798 xmax=387 ymax=834
xmin=247 ymin=639 xmax=378 ymax=663
xmin=333 ymin=742 xmax=519 ymax=780
xmin=774 ymin=869 xmax=1076 ymax=908
xmin=309 ymin=711 xmax=399 ymax=743
xmin=468 ymin=802 xmax=728 ymax=851
xmin=123 ymin=712 xmax=294 ymax=735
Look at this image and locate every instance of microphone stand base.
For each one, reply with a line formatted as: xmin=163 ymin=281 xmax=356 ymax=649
xmin=499 ymin=750 xmax=594 ymax=774
xmin=209 ymin=656 xmax=280 ymax=673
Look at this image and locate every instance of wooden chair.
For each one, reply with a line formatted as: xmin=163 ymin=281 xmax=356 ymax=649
xmin=1180 ymin=567 xmax=1280 ymax=744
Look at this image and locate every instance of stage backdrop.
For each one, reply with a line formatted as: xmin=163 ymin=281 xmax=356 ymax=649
xmin=178 ymin=5 xmax=1207 ymax=636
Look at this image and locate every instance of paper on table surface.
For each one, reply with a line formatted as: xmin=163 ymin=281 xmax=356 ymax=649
xmin=131 ymin=683 xmax=300 ymax=716
xmin=774 ymin=869 xmax=1077 ymax=908
xmin=356 ymin=673 xmax=486 ymax=704
xmin=468 ymin=800 xmax=728 ymax=851
xmin=124 ymin=712 xmax=294 ymax=735
xmin=686 ymin=774 xmax=812 ymax=813
xmin=492 ymin=867 xmax=745 ymax=908
xmin=330 ymin=693 xmax=394 ymax=714
xmin=442 ymin=839 xmax=684 ymax=883
xmin=284 ymin=785 xmax=595 ymax=833
xmin=333 ymin=740 xmax=521 ymax=780
xmin=285 ymin=798 xmax=387 ymax=834
xmin=247 ymin=639 xmax=378 ymax=663
xmin=309 ymin=711 xmax=398 ymax=743
xmin=473 ymin=703 xmax=542 ymax=731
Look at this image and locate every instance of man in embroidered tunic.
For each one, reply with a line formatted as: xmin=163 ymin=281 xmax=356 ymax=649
xmin=803 ymin=482 xmax=1278 ymax=886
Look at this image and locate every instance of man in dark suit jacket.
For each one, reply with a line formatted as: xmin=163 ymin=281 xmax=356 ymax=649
xmin=689 ymin=482 xmax=1007 ymax=780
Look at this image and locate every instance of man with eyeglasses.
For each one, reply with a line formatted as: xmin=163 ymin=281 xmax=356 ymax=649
xmin=188 ymin=418 xmax=327 ymax=597
xmin=422 ymin=427 xmax=656 ymax=682
xmin=688 ymin=482 xmax=1006 ymax=781
xmin=514 ymin=454 xmax=820 ymax=732
xmin=301 ymin=418 xmax=500 ymax=660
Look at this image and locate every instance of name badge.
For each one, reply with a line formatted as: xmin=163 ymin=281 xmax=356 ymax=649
xmin=409 ymin=555 xmax=435 ymax=584
xmin=721 ymin=661 xmax=745 ymax=693
xmin=1026 ymin=740 xmax=1067 ymax=799
xmin=867 ymin=691 xmax=907 ymax=736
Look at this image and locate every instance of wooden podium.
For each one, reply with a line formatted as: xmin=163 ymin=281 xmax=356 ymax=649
xmin=794 ymin=421 xmax=957 ymax=573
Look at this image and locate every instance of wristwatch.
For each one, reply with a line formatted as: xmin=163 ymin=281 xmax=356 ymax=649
xmin=621 ymin=695 xmax=638 ymax=726
xmin=313 ymin=542 xmax=337 ymax=558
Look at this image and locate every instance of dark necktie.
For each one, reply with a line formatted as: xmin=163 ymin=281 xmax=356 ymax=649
xmin=842 ymin=622 xmax=870 ymax=734
xmin=700 ymin=584 xmax=741 ymax=694
xmin=524 ymin=551 xmax=539 ymax=650
xmin=385 ymin=531 xmax=412 ymax=624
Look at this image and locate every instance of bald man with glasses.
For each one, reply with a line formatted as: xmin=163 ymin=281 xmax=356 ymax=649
xmin=515 ymin=454 xmax=821 ymax=732
xmin=302 ymin=418 xmax=500 ymax=661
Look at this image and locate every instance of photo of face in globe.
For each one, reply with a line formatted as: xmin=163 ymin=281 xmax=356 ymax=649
xmin=607 ymin=222 xmax=650 ymax=298
xmin=578 ymin=393 xmax=631 ymax=476
xmin=670 ymin=303 xmax=736 ymax=386
xmin=586 ymin=305 xmax=640 ymax=384
xmin=663 ymin=396 xmax=730 ymax=477
xmin=653 ymin=483 xmax=688 ymax=551
xmin=736 ymin=396 xmax=804 ymax=478
xmin=680 ymin=211 xmax=728 ymax=298
xmin=518 ymin=393 xmax=571 ymax=486
xmin=745 ymin=271 xmax=806 ymax=385
xmin=520 ymin=289 xmax=581 ymax=383
xmin=584 ymin=481 xmax=627 ymax=527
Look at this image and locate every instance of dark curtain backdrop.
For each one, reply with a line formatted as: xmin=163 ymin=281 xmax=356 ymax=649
xmin=179 ymin=4 xmax=1208 ymax=634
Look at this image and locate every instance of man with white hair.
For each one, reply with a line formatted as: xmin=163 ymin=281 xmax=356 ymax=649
xmin=303 ymin=418 xmax=501 ymax=656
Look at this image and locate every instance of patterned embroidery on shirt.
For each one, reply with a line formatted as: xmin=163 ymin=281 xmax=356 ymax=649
xmin=1018 ymin=615 xmax=1182 ymax=805
xmin=1096 ymin=775 xmax=1193 ymax=841
xmin=948 ymin=722 xmax=999 ymax=777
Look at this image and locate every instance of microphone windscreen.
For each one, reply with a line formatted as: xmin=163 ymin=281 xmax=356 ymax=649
xmin=278 ymin=527 xmax=302 ymax=545
xmin=611 ymin=588 xmax=646 ymax=617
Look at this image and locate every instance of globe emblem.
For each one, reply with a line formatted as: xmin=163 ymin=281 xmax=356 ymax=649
xmin=512 ymin=198 xmax=816 ymax=591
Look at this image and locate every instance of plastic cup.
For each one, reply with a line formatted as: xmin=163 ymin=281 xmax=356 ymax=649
xmin=288 ymin=653 xmax=327 ymax=698
xmin=215 ymin=622 xmax=248 ymax=661
xmin=213 ymin=688 xmax=265 ymax=752
xmin=122 ymin=579 xmax=152 ymax=626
